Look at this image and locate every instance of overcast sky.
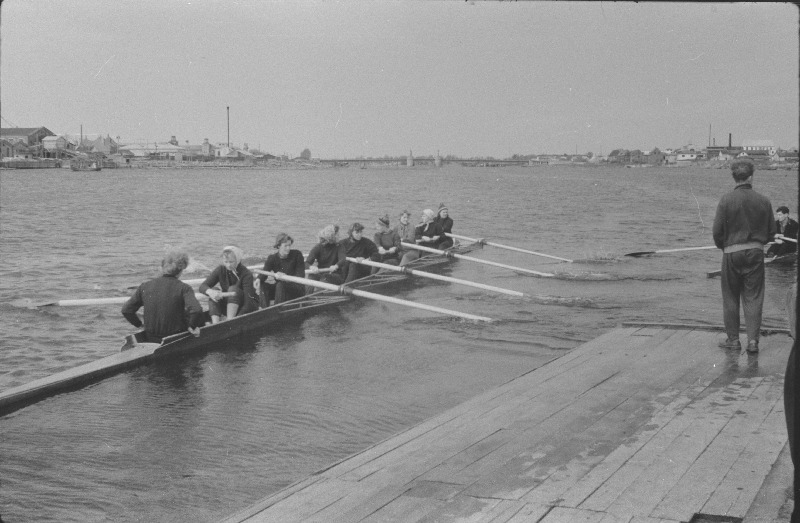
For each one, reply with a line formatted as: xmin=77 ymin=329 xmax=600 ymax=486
xmin=1 ymin=1 xmax=797 ymax=158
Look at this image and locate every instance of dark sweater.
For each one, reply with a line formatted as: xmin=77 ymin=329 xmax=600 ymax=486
xmin=340 ymin=236 xmax=379 ymax=260
xmin=260 ymin=250 xmax=307 ymax=281
xmin=415 ymin=221 xmax=444 ymax=248
xmin=712 ymin=183 xmax=776 ymax=250
xmin=122 ymin=275 xmax=204 ymax=340
xmin=305 ymin=242 xmax=345 ymax=270
xmin=199 ymin=263 xmax=258 ymax=314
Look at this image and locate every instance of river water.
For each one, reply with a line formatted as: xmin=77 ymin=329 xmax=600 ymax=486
xmin=0 ymin=164 xmax=796 ymax=522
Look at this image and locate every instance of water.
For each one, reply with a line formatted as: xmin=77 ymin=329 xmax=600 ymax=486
xmin=0 ymin=165 xmax=796 ymax=522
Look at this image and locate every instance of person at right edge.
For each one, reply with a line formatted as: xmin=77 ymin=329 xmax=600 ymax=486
xmin=712 ymin=160 xmax=776 ymax=353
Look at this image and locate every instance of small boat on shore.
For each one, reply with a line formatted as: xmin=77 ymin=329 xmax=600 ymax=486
xmin=0 ymin=242 xmax=481 ymax=416
xmin=70 ymin=158 xmax=102 ymax=171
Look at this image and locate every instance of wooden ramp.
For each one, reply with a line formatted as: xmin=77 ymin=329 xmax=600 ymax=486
xmin=223 ymin=327 xmax=791 ymax=523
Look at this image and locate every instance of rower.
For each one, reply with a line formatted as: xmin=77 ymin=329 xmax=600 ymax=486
xmin=121 ymin=250 xmax=204 ymax=342
xmin=340 ymin=223 xmax=380 ymax=282
xmin=305 ymin=224 xmax=345 ymax=285
xmin=199 ymin=246 xmax=259 ymax=324
xmin=373 ymin=214 xmax=402 ymax=273
xmin=394 ymin=210 xmax=417 ymax=266
xmin=434 ymin=203 xmax=454 ymax=249
xmin=256 ymin=233 xmax=306 ymax=306
xmin=400 ymin=209 xmax=443 ymax=266
xmin=766 ymin=206 xmax=799 ymax=258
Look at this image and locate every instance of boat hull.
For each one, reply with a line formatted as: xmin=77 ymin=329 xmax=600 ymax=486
xmin=0 ymin=243 xmax=479 ymax=416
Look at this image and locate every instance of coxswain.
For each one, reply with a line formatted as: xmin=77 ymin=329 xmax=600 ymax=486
xmin=122 ymin=250 xmax=204 ymax=342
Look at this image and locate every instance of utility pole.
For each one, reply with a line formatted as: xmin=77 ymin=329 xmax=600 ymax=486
xmin=227 ymin=106 xmax=230 ymax=148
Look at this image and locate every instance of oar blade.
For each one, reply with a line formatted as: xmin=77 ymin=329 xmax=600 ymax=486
xmin=623 ymin=251 xmax=655 ymax=257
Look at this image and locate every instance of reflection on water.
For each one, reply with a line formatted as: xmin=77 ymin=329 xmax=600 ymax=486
xmin=0 ymin=165 xmax=796 ymax=521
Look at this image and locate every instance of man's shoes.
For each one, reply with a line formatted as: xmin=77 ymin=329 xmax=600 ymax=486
xmin=718 ymin=337 xmax=741 ymax=350
xmin=746 ymin=340 xmax=759 ymax=353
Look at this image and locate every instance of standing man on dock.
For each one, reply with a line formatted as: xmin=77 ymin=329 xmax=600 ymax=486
xmin=712 ymin=160 xmax=777 ymax=353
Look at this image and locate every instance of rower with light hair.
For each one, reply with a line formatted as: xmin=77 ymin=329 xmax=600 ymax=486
xmin=401 ymin=208 xmax=443 ymax=266
xmin=305 ymin=224 xmax=345 ymax=285
xmin=199 ymin=245 xmax=258 ymax=324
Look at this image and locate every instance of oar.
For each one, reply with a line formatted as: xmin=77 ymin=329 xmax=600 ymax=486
xmin=346 ymin=257 xmax=523 ymax=297
xmin=35 ymin=292 xmax=234 ymax=308
xmin=254 ymin=270 xmax=492 ymax=322
xmin=445 ymin=233 xmax=573 ymax=263
xmin=400 ymin=242 xmax=555 ymax=278
xmin=624 ymin=245 xmax=717 ymax=257
xmin=180 ymin=263 xmax=325 ymax=287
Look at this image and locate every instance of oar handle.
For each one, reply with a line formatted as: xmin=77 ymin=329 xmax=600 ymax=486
xmin=445 ymin=233 xmax=573 ymax=263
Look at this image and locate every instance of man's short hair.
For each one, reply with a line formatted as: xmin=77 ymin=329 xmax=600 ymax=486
xmin=777 ymin=206 xmax=791 ymax=214
xmin=162 ymin=250 xmax=189 ymax=276
xmin=730 ymin=160 xmax=754 ymax=182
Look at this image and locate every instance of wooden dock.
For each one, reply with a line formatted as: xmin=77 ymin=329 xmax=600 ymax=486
xmin=222 ymin=326 xmax=792 ymax=523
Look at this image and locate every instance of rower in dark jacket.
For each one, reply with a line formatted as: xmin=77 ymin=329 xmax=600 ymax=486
xmin=373 ymin=214 xmax=402 ymax=270
xmin=122 ymin=250 xmax=204 ymax=342
xmin=199 ymin=245 xmax=259 ymax=324
xmin=434 ymin=203 xmax=454 ymax=249
xmin=257 ymin=233 xmax=306 ymax=306
xmin=306 ymin=224 xmax=345 ymax=285
xmin=340 ymin=222 xmax=379 ymax=283
xmin=766 ymin=205 xmax=799 ymax=257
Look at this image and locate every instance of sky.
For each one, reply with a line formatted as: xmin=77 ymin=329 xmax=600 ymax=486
xmin=1 ymin=1 xmax=798 ymax=158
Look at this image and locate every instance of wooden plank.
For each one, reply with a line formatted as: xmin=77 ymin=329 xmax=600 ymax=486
xmin=219 ymin=476 xmax=322 ymax=522
xmin=359 ymin=494 xmax=445 ymax=523
xmin=597 ymin=374 xmax=765 ymax=519
xmin=501 ymin=502 xmax=552 ymax=523
xmin=333 ymin=330 xmax=639 ymax=483
xmin=457 ymin=330 xmax=696 ymax=498
xmin=240 ymin=478 xmax=355 ymax=522
xmin=538 ymin=506 xmax=614 ymax=522
xmin=577 ymin=373 xmax=759 ymax=514
xmin=559 ymin=364 xmax=721 ymax=507
xmin=700 ymin=394 xmax=788 ymax=517
xmin=228 ymin=328 xmax=790 ymax=522
xmin=649 ymin=374 xmax=785 ymax=521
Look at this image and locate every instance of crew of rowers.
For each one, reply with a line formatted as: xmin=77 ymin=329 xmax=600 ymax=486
xmin=122 ymin=205 xmax=454 ymax=341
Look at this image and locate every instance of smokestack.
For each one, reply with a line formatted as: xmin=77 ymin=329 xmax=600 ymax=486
xmin=729 ymin=133 xmax=732 ymax=148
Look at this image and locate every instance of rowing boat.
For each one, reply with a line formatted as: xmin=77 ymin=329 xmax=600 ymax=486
xmin=705 ymin=252 xmax=796 ymax=278
xmin=0 ymin=242 xmax=481 ymax=416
